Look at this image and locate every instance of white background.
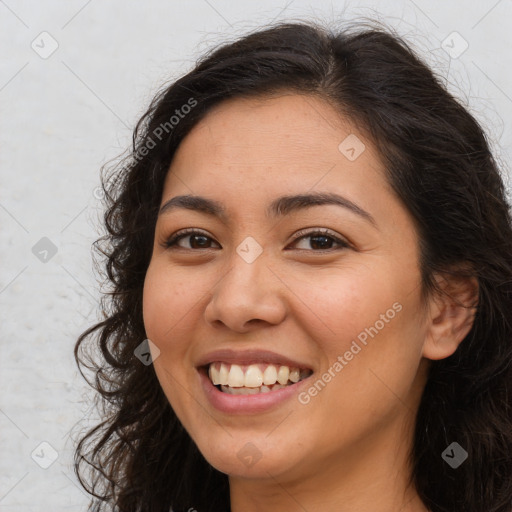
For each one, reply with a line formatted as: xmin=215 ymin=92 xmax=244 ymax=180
xmin=1 ymin=1 xmax=511 ymax=510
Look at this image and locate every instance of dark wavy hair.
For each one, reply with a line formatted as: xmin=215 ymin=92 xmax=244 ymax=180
xmin=74 ymin=20 xmax=512 ymax=512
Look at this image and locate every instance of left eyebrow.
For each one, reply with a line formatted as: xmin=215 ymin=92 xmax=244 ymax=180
xmin=158 ymin=192 xmax=376 ymax=227
xmin=267 ymin=192 xmax=376 ymax=226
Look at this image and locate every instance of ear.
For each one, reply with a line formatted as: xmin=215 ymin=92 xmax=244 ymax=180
xmin=422 ymin=271 xmax=479 ymax=361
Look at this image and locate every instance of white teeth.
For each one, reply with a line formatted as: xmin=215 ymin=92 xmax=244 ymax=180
xmin=219 ymin=363 xmax=229 ymax=385
xmin=229 ymin=387 xmax=257 ymax=395
xmin=227 ymin=364 xmax=245 ymax=387
xmin=244 ymin=365 xmax=264 ymax=387
xmin=209 ymin=365 xmax=220 ymax=385
xmin=277 ymin=366 xmax=290 ymax=385
xmin=220 ymin=383 xmax=286 ymax=395
xmin=289 ymin=368 xmax=300 ymax=383
xmin=262 ymin=365 xmax=278 ymax=385
xmin=209 ymin=362 xmax=311 ymax=392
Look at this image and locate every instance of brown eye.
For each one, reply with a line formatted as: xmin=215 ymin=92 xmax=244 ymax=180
xmin=163 ymin=230 xmax=221 ymax=250
xmin=290 ymin=229 xmax=350 ymax=251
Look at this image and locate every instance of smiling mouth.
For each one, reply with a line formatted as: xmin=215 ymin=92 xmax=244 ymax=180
xmin=207 ymin=362 xmax=313 ymax=395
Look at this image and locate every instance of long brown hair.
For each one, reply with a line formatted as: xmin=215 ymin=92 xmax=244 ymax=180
xmin=74 ymin=20 xmax=512 ymax=512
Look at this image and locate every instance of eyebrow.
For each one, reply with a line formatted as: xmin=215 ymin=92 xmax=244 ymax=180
xmin=158 ymin=192 xmax=376 ymax=226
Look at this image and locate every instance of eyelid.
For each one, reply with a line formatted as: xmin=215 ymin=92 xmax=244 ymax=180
xmin=161 ymin=228 xmax=221 ymax=250
xmin=288 ymin=227 xmax=351 ymax=250
xmin=162 ymin=226 xmax=350 ymax=252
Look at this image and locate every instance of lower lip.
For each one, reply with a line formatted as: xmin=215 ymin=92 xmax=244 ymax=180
xmin=199 ymin=369 xmax=310 ymax=414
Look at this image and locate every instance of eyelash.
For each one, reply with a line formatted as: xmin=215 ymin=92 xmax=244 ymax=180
xmin=161 ymin=227 xmax=350 ymax=252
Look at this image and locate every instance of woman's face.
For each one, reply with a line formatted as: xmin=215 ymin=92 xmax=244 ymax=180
xmin=143 ymin=93 xmax=432 ymax=483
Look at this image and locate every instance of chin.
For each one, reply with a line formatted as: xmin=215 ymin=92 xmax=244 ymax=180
xmin=206 ymin=448 xmax=297 ymax=480
xmin=193 ymin=429 xmax=304 ymax=479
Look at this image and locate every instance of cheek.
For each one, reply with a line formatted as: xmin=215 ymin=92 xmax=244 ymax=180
xmin=142 ymin=263 xmax=204 ymax=417
xmin=252 ymin=268 xmax=424 ymax=466
xmin=286 ymin=265 xmax=397 ymax=351
xmin=141 ymin=264 xmax=200 ymax=407
xmin=289 ymin=263 xmax=425 ymax=400
xmin=142 ymin=262 xmax=206 ymax=343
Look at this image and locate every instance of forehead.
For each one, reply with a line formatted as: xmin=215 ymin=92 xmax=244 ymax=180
xmin=164 ymin=93 xmax=390 ymax=200
xmin=182 ymin=93 xmax=361 ymax=161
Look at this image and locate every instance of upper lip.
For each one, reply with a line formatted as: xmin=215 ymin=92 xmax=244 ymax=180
xmin=196 ymin=349 xmax=313 ymax=370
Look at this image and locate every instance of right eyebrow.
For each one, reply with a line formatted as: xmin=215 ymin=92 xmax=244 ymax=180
xmin=159 ymin=195 xmax=228 ymax=221
xmin=158 ymin=192 xmax=377 ymax=228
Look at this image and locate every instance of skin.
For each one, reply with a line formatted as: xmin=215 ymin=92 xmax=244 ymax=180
xmin=142 ymin=93 xmax=477 ymax=512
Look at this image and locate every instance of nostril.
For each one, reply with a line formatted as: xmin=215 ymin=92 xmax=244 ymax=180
xmin=246 ymin=318 xmax=264 ymax=326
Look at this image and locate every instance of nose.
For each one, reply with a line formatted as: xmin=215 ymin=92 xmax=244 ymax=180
xmin=203 ymin=250 xmax=287 ymax=333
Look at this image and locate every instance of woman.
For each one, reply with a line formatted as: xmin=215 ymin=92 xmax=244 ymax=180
xmin=74 ymin=20 xmax=512 ymax=512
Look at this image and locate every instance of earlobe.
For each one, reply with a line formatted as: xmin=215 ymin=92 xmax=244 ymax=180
xmin=422 ymin=273 xmax=479 ymax=361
